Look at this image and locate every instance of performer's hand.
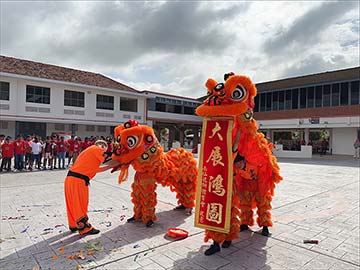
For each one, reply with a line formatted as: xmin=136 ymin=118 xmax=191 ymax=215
xmin=111 ymin=164 xmax=122 ymax=173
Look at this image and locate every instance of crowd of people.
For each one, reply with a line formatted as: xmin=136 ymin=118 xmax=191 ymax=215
xmin=0 ymin=134 xmax=114 ymax=173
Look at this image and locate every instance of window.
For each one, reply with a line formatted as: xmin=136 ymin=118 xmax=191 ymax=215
xmin=266 ymin=92 xmax=272 ymax=111
xmin=285 ymin=90 xmax=292 ymax=110
xmin=55 ymin=123 xmax=65 ymax=131
xmin=292 ymin=89 xmax=299 ymax=109
xmin=299 ymin=88 xmax=306 ymax=108
xmin=260 ymin=93 xmax=266 ymax=112
xmin=97 ymin=126 xmax=106 ymax=132
xmin=278 ymin=90 xmax=285 ymax=110
xmin=340 ymin=82 xmax=349 ymax=106
xmin=147 ymin=98 xmax=156 ymax=111
xmin=64 ymin=90 xmax=84 ymax=107
xmin=86 ymin=125 xmax=95 ymax=132
xmin=307 ymin=87 xmax=314 ymax=108
xmin=96 ymin=94 xmax=114 ymax=110
xmin=166 ymin=104 xmax=182 ymax=113
xmin=323 ymin=85 xmax=331 ymax=107
xmin=272 ymin=91 xmax=278 ymax=111
xmin=315 ymin=85 xmax=322 ymax=107
xmin=120 ymin=97 xmax=137 ymax=112
xmin=184 ymin=106 xmax=194 ymax=115
xmin=155 ymin=103 xmax=166 ymax=112
xmin=0 ymin=121 xmax=8 ymax=129
xmin=351 ymin=81 xmax=360 ymax=105
xmin=26 ymin=85 xmax=50 ymax=104
xmin=254 ymin=95 xmax=259 ymax=112
xmin=331 ymin=83 xmax=340 ymax=106
xmin=0 ymin=81 xmax=10 ymax=100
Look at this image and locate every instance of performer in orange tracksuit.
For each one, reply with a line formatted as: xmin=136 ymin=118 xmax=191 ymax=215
xmin=64 ymin=140 xmax=117 ymax=235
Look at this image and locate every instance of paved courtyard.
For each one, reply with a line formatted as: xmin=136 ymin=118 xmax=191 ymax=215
xmin=0 ymin=157 xmax=359 ymax=270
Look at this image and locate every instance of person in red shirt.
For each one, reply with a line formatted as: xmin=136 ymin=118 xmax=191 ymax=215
xmin=14 ymin=135 xmax=26 ymax=171
xmin=105 ymin=137 xmax=113 ymax=160
xmin=67 ymin=136 xmax=75 ymax=167
xmin=24 ymin=136 xmax=33 ymax=171
xmin=72 ymin=137 xmax=82 ymax=164
xmin=57 ymin=136 xmax=68 ymax=169
xmin=64 ymin=140 xmax=120 ymax=235
xmin=1 ymin=137 xmax=14 ymax=172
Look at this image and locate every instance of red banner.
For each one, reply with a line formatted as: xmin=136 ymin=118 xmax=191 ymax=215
xmin=195 ymin=117 xmax=234 ymax=233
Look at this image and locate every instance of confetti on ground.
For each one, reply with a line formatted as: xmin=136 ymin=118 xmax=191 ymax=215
xmin=0 ymin=239 xmax=4 ymax=243
xmin=41 ymin=231 xmax=53 ymax=235
xmin=85 ymin=241 xmax=104 ymax=252
xmin=53 ymin=255 xmax=59 ymax=260
xmin=99 ymin=221 xmax=112 ymax=227
xmin=55 ymin=224 xmax=65 ymax=228
xmin=78 ymin=261 xmax=97 ymax=269
xmin=88 ymin=207 xmax=113 ymax=213
xmin=109 ymin=247 xmax=123 ymax=252
xmin=2 ymin=215 xmax=28 ymax=220
xmin=134 ymin=254 xmax=139 ymax=261
xmin=43 ymin=228 xmax=53 ymax=231
xmin=5 ymin=236 xmax=16 ymax=240
xmin=133 ymin=244 xmax=140 ymax=248
xmin=59 ymin=246 xmax=65 ymax=253
xmin=32 ymin=265 xmax=40 ymax=270
xmin=21 ymin=225 xmax=30 ymax=233
xmin=119 ymin=215 xmax=126 ymax=221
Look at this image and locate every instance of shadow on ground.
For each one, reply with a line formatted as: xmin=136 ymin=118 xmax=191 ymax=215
xmin=173 ymin=230 xmax=269 ymax=270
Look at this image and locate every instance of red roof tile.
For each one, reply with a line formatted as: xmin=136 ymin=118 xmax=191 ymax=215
xmin=0 ymin=55 xmax=139 ymax=93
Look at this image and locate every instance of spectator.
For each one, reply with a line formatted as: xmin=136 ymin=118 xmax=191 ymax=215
xmin=14 ymin=135 xmax=26 ymax=171
xmin=1 ymin=137 xmax=14 ymax=172
xmin=0 ymin=134 xmax=5 ymax=161
xmin=72 ymin=137 xmax=81 ymax=164
xmin=105 ymin=137 xmax=113 ymax=159
xmin=320 ymin=139 xmax=328 ymax=156
xmin=50 ymin=136 xmax=58 ymax=169
xmin=30 ymin=137 xmax=42 ymax=170
xmin=354 ymin=138 xmax=360 ymax=159
xmin=82 ymin=137 xmax=92 ymax=151
xmin=24 ymin=136 xmax=33 ymax=170
xmin=57 ymin=136 xmax=68 ymax=169
xmin=67 ymin=135 xmax=75 ymax=167
xmin=42 ymin=136 xmax=52 ymax=170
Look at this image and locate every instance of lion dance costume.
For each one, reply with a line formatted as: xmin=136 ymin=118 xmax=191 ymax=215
xmin=111 ymin=120 xmax=198 ymax=227
xmin=195 ymin=72 xmax=282 ymax=255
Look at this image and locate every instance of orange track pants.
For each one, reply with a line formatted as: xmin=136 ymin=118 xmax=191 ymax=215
xmin=64 ymin=176 xmax=93 ymax=234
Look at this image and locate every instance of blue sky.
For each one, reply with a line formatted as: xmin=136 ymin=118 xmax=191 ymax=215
xmin=1 ymin=1 xmax=358 ymax=98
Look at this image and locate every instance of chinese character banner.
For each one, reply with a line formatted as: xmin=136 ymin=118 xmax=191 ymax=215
xmin=195 ymin=117 xmax=234 ymax=233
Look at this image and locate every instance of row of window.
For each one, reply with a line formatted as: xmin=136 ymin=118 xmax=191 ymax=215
xmin=254 ymin=80 xmax=360 ymax=112
xmin=0 ymin=82 xmax=138 ymax=112
xmin=147 ymin=98 xmax=200 ymax=115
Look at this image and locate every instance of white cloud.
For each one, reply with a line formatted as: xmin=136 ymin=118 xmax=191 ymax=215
xmin=1 ymin=1 xmax=358 ymax=98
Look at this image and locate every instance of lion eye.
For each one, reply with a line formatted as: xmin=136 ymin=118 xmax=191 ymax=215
xmin=127 ymin=135 xmax=138 ymax=149
xmin=116 ymin=135 xmax=121 ymax=143
xmin=231 ymin=84 xmax=246 ymax=100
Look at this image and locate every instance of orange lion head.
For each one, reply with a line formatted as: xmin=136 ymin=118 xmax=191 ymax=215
xmin=195 ymin=72 xmax=257 ymax=117
xmin=112 ymin=120 xmax=157 ymax=164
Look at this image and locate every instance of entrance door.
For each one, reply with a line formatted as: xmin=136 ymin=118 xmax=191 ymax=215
xmin=16 ymin=121 xmax=47 ymax=139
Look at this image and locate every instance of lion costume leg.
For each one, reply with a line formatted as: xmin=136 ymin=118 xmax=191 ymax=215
xmin=130 ymin=172 xmax=157 ymax=226
xmin=239 ymin=190 xmax=255 ymax=227
xmin=255 ymin=192 xmax=273 ymax=228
